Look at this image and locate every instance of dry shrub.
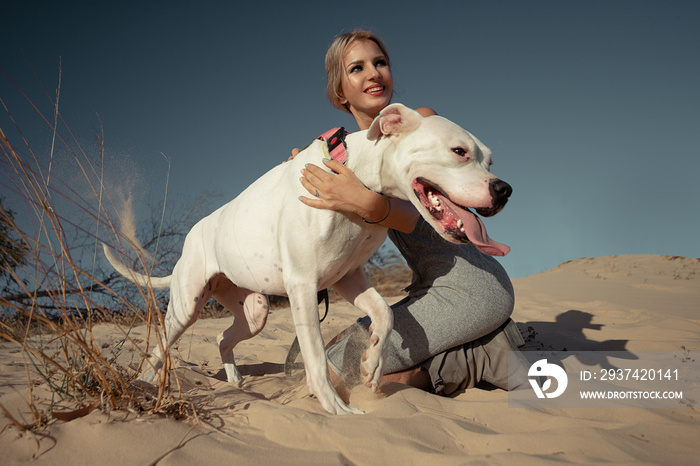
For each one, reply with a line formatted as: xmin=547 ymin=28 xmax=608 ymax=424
xmin=0 ymin=79 xmax=192 ymax=430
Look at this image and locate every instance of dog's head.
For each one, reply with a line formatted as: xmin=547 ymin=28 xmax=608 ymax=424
xmin=368 ymin=103 xmax=512 ymax=256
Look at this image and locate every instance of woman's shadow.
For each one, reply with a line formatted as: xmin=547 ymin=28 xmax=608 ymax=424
xmin=519 ymin=309 xmax=637 ymax=370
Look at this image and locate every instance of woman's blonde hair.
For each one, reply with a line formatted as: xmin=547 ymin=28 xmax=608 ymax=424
xmin=325 ymin=30 xmax=391 ymax=113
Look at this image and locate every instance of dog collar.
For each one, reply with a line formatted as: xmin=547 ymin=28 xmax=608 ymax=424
xmin=318 ymin=127 xmax=349 ymax=165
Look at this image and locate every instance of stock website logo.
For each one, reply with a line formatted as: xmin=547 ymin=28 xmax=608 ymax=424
xmin=528 ymin=359 xmax=568 ymax=398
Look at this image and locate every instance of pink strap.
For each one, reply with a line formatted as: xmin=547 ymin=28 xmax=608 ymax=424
xmin=318 ymin=127 xmax=348 ymax=164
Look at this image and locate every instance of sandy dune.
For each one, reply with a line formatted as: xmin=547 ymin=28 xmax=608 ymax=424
xmin=1 ymin=254 xmax=698 ymax=464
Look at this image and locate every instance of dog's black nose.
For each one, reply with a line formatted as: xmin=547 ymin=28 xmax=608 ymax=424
xmin=489 ymin=179 xmax=513 ymax=200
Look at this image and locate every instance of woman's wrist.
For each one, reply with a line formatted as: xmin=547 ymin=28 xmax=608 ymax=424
xmin=362 ymin=194 xmax=392 ymax=224
xmin=353 ymin=190 xmax=385 ymax=221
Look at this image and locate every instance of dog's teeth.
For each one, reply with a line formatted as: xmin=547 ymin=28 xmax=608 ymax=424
xmin=457 ymin=219 xmax=463 ymax=229
xmin=427 ymin=190 xmax=444 ymax=213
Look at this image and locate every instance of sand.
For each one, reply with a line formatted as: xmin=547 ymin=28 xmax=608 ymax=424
xmin=1 ymin=254 xmax=699 ymax=465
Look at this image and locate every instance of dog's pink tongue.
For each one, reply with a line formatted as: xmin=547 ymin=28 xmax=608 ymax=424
xmin=464 ymin=215 xmax=510 ymax=256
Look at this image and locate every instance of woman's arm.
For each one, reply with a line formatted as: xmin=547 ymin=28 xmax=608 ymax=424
xmin=299 ymin=159 xmax=419 ymax=233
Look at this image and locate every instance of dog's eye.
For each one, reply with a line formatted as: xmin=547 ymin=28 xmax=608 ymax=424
xmin=452 ymin=147 xmax=469 ymax=158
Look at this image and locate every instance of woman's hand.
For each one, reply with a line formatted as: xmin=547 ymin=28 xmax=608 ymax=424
xmin=299 ymin=159 xmax=374 ymax=215
xmin=299 ymin=159 xmax=419 ymax=233
xmin=287 ymin=147 xmax=302 ymax=162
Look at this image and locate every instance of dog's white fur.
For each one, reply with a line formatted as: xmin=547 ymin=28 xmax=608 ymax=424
xmin=104 ymin=104 xmax=511 ymax=414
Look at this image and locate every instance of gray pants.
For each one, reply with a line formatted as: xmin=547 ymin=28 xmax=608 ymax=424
xmin=327 ymin=316 xmax=528 ymax=394
xmin=419 ymin=318 xmax=529 ymax=395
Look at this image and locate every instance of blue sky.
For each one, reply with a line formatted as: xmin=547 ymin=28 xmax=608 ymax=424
xmin=2 ymin=0 xmax=698 ymax=278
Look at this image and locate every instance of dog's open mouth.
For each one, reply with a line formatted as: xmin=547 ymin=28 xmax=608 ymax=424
xmin=412 ymin=178 xmax=510 ymax=256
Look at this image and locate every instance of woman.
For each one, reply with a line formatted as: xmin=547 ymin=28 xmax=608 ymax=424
xmin=298 ymin=30 xmax=527 ymax=395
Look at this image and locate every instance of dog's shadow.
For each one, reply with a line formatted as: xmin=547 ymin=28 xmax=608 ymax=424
xmin=209 ymin=362 xmax=287 ymax=382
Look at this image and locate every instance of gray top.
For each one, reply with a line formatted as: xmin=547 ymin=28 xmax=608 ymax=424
xmin=326 ymin=217 xmax=514 ymax=380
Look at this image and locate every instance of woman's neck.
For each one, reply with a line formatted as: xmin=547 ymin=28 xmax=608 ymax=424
xmin=350 ymin=108 xmax=380 ymax=130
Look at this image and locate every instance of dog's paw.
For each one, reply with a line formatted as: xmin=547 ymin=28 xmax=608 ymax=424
xmin=326 ymin=398 xmax=365 ymax=415
xmin=360 ymin=335 xmax=384 ymax=388
xmin=223 ymin=363 xmax=242 ymax=383
xmin=312 ymin=384 xmax=364 ymax=415
xmin=138 ymin=369 xmax=157 ymax=384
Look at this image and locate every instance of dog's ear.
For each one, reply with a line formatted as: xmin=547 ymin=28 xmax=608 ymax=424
xmin=367 ymin=103 xmax=422 ymax=140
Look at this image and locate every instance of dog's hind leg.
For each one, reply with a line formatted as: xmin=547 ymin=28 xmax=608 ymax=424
xmin=212 ymin=276 xmax=270 ymax=382
xmin=332 ymin=268 xmax=393 ymax=391
xmin=140 ymin=265 xmax=214 ymax=383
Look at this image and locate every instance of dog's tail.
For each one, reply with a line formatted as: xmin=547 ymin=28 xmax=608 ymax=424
xmin=102 ymin=243 xmax=172 ymax=289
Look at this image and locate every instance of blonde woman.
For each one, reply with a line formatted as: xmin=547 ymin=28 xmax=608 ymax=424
xmin=299 ymin=30 xmax=527 ymax=395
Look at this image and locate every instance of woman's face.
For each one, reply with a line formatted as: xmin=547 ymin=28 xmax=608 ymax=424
xmin=339 ymin=39 xmax=393 ymax=127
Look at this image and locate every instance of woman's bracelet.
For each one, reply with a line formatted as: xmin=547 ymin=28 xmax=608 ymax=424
xmin=362 ymin=193 xmax=391 ymax=224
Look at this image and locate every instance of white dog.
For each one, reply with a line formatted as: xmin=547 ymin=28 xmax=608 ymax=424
xmin=104 ymin=103 xmax=512 ymax=414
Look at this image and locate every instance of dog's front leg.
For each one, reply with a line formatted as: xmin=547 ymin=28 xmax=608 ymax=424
xmin=332 ymin=269 xmax=393 ymax=391
xmin=287 ymin=285 xmax=363 ymax=415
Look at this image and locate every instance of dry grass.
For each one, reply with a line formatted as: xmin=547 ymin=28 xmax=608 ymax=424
xmin=0 ymin=82 xmax=193 ymax=431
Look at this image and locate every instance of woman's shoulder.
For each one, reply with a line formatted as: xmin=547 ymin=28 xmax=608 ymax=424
xmin=415 ymin=107 xmax=438 ymax=117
